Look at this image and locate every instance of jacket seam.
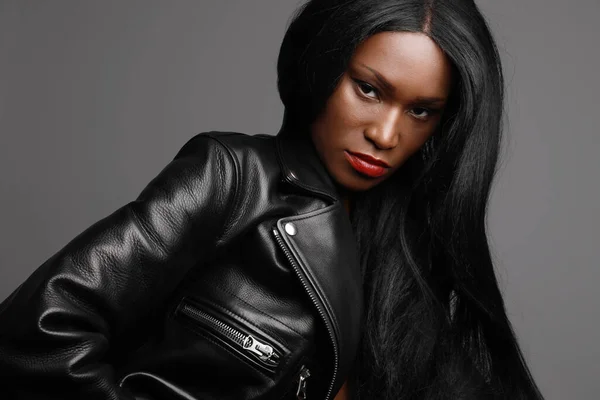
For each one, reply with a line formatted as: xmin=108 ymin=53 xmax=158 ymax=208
xmin=129 ymin=205 xmax=169 ymax=259
xmin=203 ymin=134 xmax=241 ymax=246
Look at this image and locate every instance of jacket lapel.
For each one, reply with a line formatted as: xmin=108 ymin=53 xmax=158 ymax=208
xmin=275 ymin=126 xmax=363 ymax=397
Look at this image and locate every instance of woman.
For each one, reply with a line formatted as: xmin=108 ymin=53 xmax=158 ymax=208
xmin=0 ymin=0 xmax=544 ymax=399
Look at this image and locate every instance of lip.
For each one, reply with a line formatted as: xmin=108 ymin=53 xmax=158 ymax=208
xmin=346 ymin=151 xmax=390 ymax=167
xmin=344 ymin=151 xmax=390 ymax=178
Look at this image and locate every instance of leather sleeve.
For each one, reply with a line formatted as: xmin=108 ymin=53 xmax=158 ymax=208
xmin=0 ymin=133 xmax=239 ymax=399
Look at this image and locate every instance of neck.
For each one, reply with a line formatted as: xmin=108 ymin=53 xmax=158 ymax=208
xmin=332 ymin=181 xmax=353 ymax=215
xmin=340 ymin=190 xmax=353 ymax=215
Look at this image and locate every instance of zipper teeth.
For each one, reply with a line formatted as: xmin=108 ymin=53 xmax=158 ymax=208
xmin=180 ymin=303 xmax=247 ymax=347
xmin=272 ymin=227 xmax=338 ymax=400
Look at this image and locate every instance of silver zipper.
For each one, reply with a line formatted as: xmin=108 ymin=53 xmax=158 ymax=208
xmin=272 ymin=227 xmax=338 ymax=400
xmin=179 ymin=302 xmax=281 ymax=367
xmin=296 ymin=365 xmax=311 ymax=400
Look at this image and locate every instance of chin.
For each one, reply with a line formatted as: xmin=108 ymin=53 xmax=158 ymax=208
xmin=334 ymin=172 xmax=384 ymax=193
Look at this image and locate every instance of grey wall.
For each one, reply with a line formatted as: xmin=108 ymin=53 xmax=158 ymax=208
xmin=1 ymin=1 xmax=598 ymax=398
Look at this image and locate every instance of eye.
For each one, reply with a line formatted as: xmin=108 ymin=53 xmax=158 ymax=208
xmin=410 ymin=107 xmax=435 ymax=121
xmin=353 ymin=79 xmax=379 ymax=100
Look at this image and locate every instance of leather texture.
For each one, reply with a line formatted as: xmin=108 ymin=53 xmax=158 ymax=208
xmin=0 ymin=126 xmax=364 ymax=400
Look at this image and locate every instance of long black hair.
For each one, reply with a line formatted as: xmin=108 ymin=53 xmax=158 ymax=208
xmin=277 ymin=0 xmax=544 ymax=399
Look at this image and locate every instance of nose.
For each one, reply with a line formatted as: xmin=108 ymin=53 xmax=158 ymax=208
xmin=363 ymin=107 xmax=400 ymax=150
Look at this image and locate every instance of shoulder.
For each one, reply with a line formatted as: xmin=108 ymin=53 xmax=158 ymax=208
xmin=170 ymin=128 xmax=281 ymax=200
xmin=198 ymin=131 xmax=276 ymax=158
xmin=180 ymin=131 xmax=280 ymax=177
xmin=173 ymin=131 xmax=282 ymax=242
xmin=137 ymin=132 xmax=262 ymax=216
xmin=177 ymin=130 xmax=274 ymax=157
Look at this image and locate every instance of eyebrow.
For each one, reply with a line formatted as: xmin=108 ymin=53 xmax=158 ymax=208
xmin=358 ymin=63 xmax=447 ymax=105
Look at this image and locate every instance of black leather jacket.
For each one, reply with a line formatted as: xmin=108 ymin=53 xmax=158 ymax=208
xmin=0 ymin=127 xmax=364 ymax=400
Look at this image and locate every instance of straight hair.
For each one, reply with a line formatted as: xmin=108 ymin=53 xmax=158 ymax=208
xmin=277 ymin=1 xmax=544 ymax=398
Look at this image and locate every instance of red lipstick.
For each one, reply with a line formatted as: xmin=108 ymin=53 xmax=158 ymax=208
xmin=344 ymin=151 xmax=390 ymax=178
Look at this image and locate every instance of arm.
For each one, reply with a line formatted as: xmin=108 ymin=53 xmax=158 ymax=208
xmin=0 ymin=133 xmax=238 ymax=399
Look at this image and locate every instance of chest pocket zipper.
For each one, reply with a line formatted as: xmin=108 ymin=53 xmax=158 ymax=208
xmin=176 ymin=298 xmax=282 ymax=372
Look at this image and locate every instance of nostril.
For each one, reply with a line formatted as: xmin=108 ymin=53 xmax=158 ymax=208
xmin=363 ymin=125 xmax=400 ymax=151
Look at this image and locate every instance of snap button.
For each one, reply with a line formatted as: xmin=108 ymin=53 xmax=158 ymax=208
xmin=284 ymin=222 xmax=297 ymax=236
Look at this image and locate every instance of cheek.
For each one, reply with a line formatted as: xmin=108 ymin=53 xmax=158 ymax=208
xmin=388 ymin=124 xmax=436 ymax=167
xmin=402 ymin=117 xmax=439 ymax=148
xmin=405 ymin=130 xmax=431 ymax=150
xmin=324 ymin=82 xmax=367 ymax=127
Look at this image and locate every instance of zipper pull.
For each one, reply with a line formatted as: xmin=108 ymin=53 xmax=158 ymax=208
xmin=296 ymin=365 xmax=311 ymax=400
xmin=242 ymin=335 xmax=280 ymax=365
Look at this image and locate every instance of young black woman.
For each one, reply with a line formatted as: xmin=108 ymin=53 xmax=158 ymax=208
xmin=0 ymin=1 xmax=544 ymax=399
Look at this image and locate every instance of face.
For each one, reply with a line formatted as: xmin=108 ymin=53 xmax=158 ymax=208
xmin=310 ymin=31 xmax=453 ymax=193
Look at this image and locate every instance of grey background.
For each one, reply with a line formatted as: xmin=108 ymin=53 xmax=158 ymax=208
xmin=0 ymin=1 xmax=598 ymax=398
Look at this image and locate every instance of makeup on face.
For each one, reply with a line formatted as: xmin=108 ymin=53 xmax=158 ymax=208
xmin=344 ymin=150 xmax=390 ymax=178
xmin=310 ymin=31 xmax=453 ymax=193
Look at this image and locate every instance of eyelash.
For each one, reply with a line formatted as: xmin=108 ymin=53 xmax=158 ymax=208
xmin=354 ymin=79 xmax=379 ymax=100
xmin=353 ymin=79 xmax=438 ymax=121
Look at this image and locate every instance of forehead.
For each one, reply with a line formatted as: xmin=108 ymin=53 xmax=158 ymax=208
xmin=350 ymin=31 xmax=453 ymax=99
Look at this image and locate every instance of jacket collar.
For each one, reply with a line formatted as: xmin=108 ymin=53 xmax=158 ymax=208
xmin=275 ymin=125 xmax=341 ymax=203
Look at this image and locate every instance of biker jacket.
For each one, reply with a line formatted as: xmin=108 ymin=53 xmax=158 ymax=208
xmin=0 ymin=126 xmax=364 ymax=400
